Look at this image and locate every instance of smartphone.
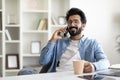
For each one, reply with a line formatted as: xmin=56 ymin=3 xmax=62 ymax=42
xmin=58 ymin=27 xmax=68 ymax=38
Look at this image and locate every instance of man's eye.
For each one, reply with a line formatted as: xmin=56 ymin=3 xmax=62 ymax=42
xmin=74 ymin=21 xmax=78 ymax=23
xmin=74 ymin=21 xmax=79 ymax=23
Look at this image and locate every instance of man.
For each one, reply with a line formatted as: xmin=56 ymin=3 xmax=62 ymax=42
xmin=18 ymin=8 xmax=110 ymax=75
xmin=39 ymin=8 xmax=110 ymax=73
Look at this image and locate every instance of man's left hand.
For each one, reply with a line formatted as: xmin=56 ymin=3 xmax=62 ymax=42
xmin=83 ymin=61 xmax=95 ymax=73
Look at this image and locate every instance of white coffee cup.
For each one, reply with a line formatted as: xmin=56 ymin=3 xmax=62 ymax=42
xmin=73 ymin=60 xmax=84 ymax=75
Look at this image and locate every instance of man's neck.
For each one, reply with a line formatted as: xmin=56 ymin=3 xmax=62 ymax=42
xmin=70 ymin=34 xmax=83 ymax=40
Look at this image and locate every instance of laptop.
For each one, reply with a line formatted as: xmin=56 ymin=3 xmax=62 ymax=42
xmin=98 ymin=69 xmax=120 ymax=77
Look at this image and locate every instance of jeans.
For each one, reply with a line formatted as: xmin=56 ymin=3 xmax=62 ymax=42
xmin=18 ymin=68 xmax=38 ymax=75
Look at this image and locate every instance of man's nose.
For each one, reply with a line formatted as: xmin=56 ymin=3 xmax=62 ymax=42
xmin=71 ymin=22 xmax=75 ymax=26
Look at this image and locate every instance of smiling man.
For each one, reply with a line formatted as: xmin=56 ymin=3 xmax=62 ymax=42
xmin=18 ymin=8 xmax=110 ymax=75
xmin=39 ymin=8 xmax=110 ymax=73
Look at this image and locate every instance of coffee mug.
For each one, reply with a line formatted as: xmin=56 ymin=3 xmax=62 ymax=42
xmin=73 ymin=60 xmax=84 ymax=75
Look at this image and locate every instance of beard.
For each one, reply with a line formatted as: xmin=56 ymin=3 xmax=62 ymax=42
xmin=67 ymin=26 xmax=83 ymax=36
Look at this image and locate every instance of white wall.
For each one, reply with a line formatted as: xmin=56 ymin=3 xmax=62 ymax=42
xmin=70 ymin=0 xmax=120 ymax=65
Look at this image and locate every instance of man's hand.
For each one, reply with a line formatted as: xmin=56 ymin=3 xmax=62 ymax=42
xmin=50 ymin=28 xmax=67 ymax=42
xmin=83 ymin=61 xmax=95 ymax=73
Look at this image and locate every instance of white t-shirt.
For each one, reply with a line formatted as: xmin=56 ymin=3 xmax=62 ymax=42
xmin=56 ymin=40 xmax=81 ymax=72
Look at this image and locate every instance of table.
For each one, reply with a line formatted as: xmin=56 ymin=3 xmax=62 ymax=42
xmin=0 ymin=71 xmax=120 ymax=80
xmin=0 ymin=71 xmax=83 ymax=80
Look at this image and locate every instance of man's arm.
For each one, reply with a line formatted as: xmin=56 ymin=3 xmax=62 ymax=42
xmin=83 ymin=40 xmax=110 ymax=73
xmin=39 ymin=42 xmax=56 ymax=65
xmin=39 ymin=28 xmax=67 ymax=65
xmin=92 ymin=40 xmax=110 ymax=71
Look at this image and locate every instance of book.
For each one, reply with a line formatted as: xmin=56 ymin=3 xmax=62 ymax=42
xmin=51 ymin=16 xmax=58 ymax=25
xmin=0 ymin=15 xmax=2 ymax=30
xmin=109 ymin=64 xmax=120 ymax=69
xmin=37 ymin=18 xmax=47 ymax=30
xmin=42 ymin=19 xmax=48 ymax=30
xmin=5 ymin=29 xmax=12 ymax=40
xmin=36 ymin=19 xmax=41 ymax=29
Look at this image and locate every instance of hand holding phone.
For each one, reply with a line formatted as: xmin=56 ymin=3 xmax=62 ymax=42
xmin=50 ymin=27 xmax=68 ymax=42
xmin=58 ymin=27 xmax=68 ymax=38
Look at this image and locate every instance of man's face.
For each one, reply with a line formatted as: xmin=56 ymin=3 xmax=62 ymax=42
xmin=67 ymin=15 xmax=83 ymax=36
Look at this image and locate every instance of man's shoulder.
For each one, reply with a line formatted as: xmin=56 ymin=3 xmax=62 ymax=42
xmin=82 ymin=36 xmax=96 ymax=42
xmin=82 ymin=36 xmax=98 ymax=45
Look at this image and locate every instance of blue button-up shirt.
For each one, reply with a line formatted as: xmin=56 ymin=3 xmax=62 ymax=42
xmin=39 ymin=35 xmax=110 ymax=73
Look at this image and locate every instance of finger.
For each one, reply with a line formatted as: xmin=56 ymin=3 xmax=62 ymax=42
xmin=59 ymin=28 xmax=66 ymax=33
xmin=84 ymin=67 xmax=92 ymax=73
xmin=84 ymin=66 xmax=91 ymax=72
xmin=56 ymin=28 xmax=67 ymax=37
xmin=84 ymin=62 xmax=92 ymax=73
xmin=84 ymin=61 xmax=90 ymax=67
xmin=84 ymin=65 xmax=91 ymax=70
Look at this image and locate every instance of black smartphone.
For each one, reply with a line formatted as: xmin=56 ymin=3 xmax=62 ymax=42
xmin=58 ymin=27 xmax=68 ymax=38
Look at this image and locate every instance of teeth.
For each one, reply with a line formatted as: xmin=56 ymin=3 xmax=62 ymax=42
xmin=71 ymin=28 xmax=76 ymax=32
xmin=71 ymin=28 xmax=76 ymax=30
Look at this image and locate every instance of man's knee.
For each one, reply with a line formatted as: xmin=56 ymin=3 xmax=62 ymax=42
xmin=18 ymin=68 xmax=38 ymax=75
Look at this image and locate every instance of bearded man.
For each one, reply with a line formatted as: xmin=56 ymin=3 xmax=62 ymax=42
xmin=39 ymin=7 xmax=110 ymax=73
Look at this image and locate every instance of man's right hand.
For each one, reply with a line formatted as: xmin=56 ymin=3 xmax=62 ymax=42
xmin=50 ymin=28 xmax=67 ymax=42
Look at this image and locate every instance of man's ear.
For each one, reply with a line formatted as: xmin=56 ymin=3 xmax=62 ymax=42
xmin=82 ymin=24 xmax=86 ymax=30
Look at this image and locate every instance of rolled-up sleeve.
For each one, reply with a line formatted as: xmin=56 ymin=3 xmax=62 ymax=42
xmin=92 ymin=40 xmax=110 ymax=71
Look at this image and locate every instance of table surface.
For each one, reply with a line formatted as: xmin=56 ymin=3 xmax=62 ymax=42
xmin=0 ymin=71 xmax=120 ymax=80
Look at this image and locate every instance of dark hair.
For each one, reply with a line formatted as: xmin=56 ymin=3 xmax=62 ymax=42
xmin=66 ymin=8 xmax=87 ymax=24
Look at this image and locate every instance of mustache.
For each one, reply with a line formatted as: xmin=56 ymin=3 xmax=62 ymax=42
xmin=69 ymin=26 xmax=78 ymax=30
